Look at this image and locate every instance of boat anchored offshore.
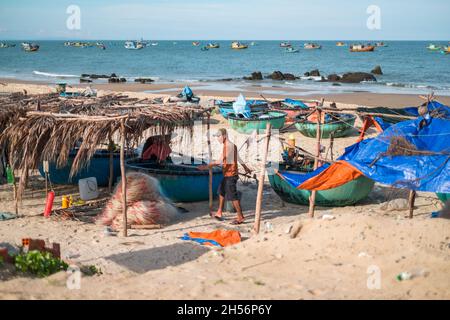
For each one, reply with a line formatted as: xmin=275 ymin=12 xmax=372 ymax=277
xmin=231 ymin=41 xmax=248 ymax=49
xmin=336 ymin=42 xmax=346 ymax=47
xmin=0 ymin=42 xmax=15 ymax=48
xmin=349 ymin=44 xmax=375 ymax=52
xmin=21 ymin=42 xmax=39 ymax=52
xmin=427 ymin=44 xmax=442 ymax=51
xmin=376 ymin=42 xmax=388 ymax=47
xmin=192 ymin=41 xmax=200 ymax=46
xmin=206 ymin=42 xmax=220 ymax=49
xmin=285 ymin=47 xmax=299 ymax=53
xmin=304 ymin=43 xmax=321 ymax=49
xmin=280 ymin=42 xmax=292 ymax=47
xmin=124 ymin=41 xmax=145 ymax=50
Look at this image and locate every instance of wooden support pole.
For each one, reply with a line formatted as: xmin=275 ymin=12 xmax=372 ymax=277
xmin=108 ymin=137 xmax=114 ymax=194
xmin=12 ymin=169 xmax=18 ymax=216
xmin=207 ymin=113 xmax=213 ymax=213
xmin=120 ymin=120 xmax=128 ymax=237
xmin=408 ymin=190 xmax=416 ymax=219
xmin=254 ymin=123 xmax=272 ymax=234
xmin=308 ymin=99 xmax=324 ymax=218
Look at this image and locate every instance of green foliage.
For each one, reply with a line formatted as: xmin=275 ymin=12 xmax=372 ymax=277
xmin=14 ymin=250 xmax=68 ymax=277
xmin=80 ymin=265 xmax=102 ymax=276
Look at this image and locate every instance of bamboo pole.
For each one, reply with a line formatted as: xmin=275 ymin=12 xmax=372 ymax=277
xmin=207 ymin=114 xmax=213 ymax=213
xmin=108 ymin=137 xmax=114 ymax=194
xmin=408 ymin=190 xmax=416 ymax=219
xmin=308 ymin=100 xmax=324 ymax=218
xmin=254 ymin=123 xmax=272 ymax=234
xmin=120 ymin=120 xmax=128 ymax=237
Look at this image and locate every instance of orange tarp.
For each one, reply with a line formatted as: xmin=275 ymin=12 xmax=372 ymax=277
xmin=188 ymin=230 xmax=241 ymax=247
xmin=298 ymin=161 xmax=363 ymax=191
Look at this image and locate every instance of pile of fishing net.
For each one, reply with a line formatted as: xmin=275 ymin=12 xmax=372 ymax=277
xmin=100 ymin=172 xmax=178 ymax=230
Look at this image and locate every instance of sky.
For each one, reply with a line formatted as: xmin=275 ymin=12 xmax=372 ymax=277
xmin=0 ymin=0 xmax=449 ymax=40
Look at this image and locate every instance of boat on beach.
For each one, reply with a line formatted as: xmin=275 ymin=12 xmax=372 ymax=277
xmin=215 ymin=99 xmax=269 ymax=119
xmin=21 ymin=42 xmax=39 ymax=52
xmin=126 ymin=158 xmax=223 ymax=202
xmin=304 ymin=43 xmax=321 ymax=49
xmin=268 ymin=164 xmax=374 ymax=207
xmin=124 ymin=41 xmax=145 ymax=50
xmin=269 ymin=99 xmax=311 ymax=122
xmin=227 ymin=111 xmax=287 ymax=134
xmin=231 ymin=41 xmax=248 ymax=49
xmin=294 ymin=112 xmax=356 ymax=138
xmin=349 ymin=44 xmax=375 ymax=52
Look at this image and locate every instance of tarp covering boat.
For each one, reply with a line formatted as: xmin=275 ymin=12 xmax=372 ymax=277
xmin=280 ymin=115 xmax=450 ymax=193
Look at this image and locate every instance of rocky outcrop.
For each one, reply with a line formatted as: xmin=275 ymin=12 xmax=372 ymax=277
xmin=243 ymin=71 xmax=263 ymax=80
xmin=134 ymin=78 xmax=154 ymax=84
xmin=327 ymin=74 xmax=341 ymax=82
xmin=339 ymin=72 xmax=377 ymax=83
xmin=371 ymin=65 xmax=383 ymax=75
xmin=283 ymin=73 xmax=297 ymax=80
xmin=266 ymin=71 xmax=299 ymax=81
xmin=81 ymin=74 xmax=110 ymax=79
xmin=108 ymin=77 xmax=126 ymax=83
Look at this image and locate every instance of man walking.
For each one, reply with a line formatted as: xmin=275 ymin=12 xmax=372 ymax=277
xmin=198 ymin=128 xmax=252 ymax=224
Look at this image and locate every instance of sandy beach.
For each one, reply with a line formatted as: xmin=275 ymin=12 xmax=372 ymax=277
xmin=0 ymin=81 xmax=449 ymax=300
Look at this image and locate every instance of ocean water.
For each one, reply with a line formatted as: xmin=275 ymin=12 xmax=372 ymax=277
xmin=0 ymin=40 xmax=449 ymax=95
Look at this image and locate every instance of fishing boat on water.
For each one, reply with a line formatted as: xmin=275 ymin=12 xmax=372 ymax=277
xmin=21 ymin=42 xmax=39 ymax=52
xmin=124 ymin=41 xmax=145 ymax=50
xmin=0 ymin=43 xmax=15 ymax=48
xmin=304 ymin=43 xmax=321 ymax=49
xmin=192 ymin=41 xmax=200 ymax=46
xmin=294 ymin=112 xmax=356 ymax=138
xmin=440 ymin=46 xmax=450 ymax=55
xmin=231 ymin=41 xmax=248 ymax=49
xmin=336 ymin=42 xmax=346 ymax=47
xmin=349 ymin=44 xmax=375 ymax=52
xmin=285 ymin=47 xmax=299 ymax=53
xmin=206 ymin=42 xmax=220 ymax=49
xmin=280 ymin=42 xmax=292 ymax=47
xmin=227 ymin=111 xmax=287 ymax=134
xmin=376 ymin=42 xmax=388 ymax=47
xmin=427 ymin=44 xmax=442 ymax=51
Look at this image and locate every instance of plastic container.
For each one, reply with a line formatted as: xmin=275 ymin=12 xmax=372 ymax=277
xmin=78 ymin=177 xmax=99 ymax=201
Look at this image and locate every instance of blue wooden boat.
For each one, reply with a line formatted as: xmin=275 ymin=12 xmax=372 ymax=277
xmin=38 ymin=150 xmax=122 ymax=186
xmin=126 ymin=159 xmax=223 ymax=202
xmin=216 ymin=100 xmax=269 ymax=119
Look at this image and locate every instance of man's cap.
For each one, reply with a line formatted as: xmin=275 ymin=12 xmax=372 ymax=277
xmin=213 ymin=128 xmax=227 ymax=137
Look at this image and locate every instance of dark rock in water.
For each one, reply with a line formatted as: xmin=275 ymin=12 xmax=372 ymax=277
xmin=108 ymin=77 xmax=119 ymax=83
xmin=134 ymin=78 xmax=154 ymax=84
xmin=283 ymin=73 xmax=297 ymax=80
xmin=220 ymin=78 xmax=234 ymax=81
xmin=119 ymin=78 xmax=127 ymax=82
xmin=81 ymin=74 xmax=110 ymax=79
xmin=340 ymin=72 xmax=377 ymax=83
xmin=327 ymin=74 xmax=341 ymax=82
xmin=304 ymin=72 xmax=310 ymax=77
xmin=332 ymin=82 xmax=341 ymax=86
xmin=371 ymin=65 xmax=383 ymax=75
xmin=309 ymin=69 xmax=321 ymax=77
xmin=269 ymin=71 xmax=285 ymax=80
xmin=110 ymin=73 xmax=117 ymax=78
xmin=80 ymin=78 xmax=92 ymax=83
xmin=81 ymin=74 xmax=90 ymax=78
xmin=243 ymin=71 xmax=263 ymax=81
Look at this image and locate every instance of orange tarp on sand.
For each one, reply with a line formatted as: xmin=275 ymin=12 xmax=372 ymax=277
xmin=187 ymin=230 xmax=241 ymax=247
xmin=298 ymin=161 xmax=363 ymax=191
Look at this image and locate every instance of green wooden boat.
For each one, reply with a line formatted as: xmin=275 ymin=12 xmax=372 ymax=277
xmin=436 ymin=193 xmax=449 ymax=203
xmin=268 ymin=167 xmax=374 ymax=207
xmin=294 ymin=113 xmax=356 ymax=138
xmin=227 ymin=111 xmax=287 ymax=134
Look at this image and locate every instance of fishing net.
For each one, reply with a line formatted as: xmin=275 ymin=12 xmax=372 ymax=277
xmin=100 ymin=172 xmax=178 ymax=230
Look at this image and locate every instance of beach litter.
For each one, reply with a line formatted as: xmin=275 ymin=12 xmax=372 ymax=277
xmin=100 ymin=172 xmax=178 ymax=231
xmin=380 ymin=198 xmax=409 ymax=211
xmin=180 ymin=230 xmax=241 ymax=247
xmin=322 ymin=214 xmax=336 ymax=220
xmin=0 ymin=212 xmax=17 ymax=221
xmin=396 ymin=269 xmax=429 ymax=281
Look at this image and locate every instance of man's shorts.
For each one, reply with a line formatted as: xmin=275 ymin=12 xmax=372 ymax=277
xmin=217 ymin=176 xmax=239 ymax=201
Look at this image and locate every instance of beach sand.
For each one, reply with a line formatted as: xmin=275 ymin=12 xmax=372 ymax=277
xmin=0 ymin=81 xmax=449 ymax=300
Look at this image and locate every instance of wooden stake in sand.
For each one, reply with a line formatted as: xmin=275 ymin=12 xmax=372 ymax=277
xmin=207 ymin=113 xmax=213 ymax=212
xmin=120 ymin=120 xmax=128 ymax=237
xmin=254 ymin=123 xmax=272 ymax=234
xmin=308 ymin=99 xmax=324 ymax=218
xmin=408 ymin=190 xmax=416 ymax=219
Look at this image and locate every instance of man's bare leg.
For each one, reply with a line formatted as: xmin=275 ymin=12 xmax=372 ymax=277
xmin=215 ymin=195 xmax=225 ymax=218
xmin=231 ymin=200 xmax=245 ymax=222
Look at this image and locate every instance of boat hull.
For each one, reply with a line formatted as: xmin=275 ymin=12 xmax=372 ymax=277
xmin=294 ymin=115 xmax=356 ymax=138
xmin=38 ymin=151 xmax=121 ymax=186
xmin=269 ymin=171 xmax=374 ymax=207
xmin=125 ymin=160 xmax=223 ymax=202
xmin=228 ymin=112 xmax=287 ymax=134
xmin=218 ymin=104 xmax=268 ymax=119
xmin=437 ymin=193 xmax=449 ymax=203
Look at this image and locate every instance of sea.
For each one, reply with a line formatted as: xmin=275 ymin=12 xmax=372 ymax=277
xmin=1 ymin=40 xmax=449 ymax=96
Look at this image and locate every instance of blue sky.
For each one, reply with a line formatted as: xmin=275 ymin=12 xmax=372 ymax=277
xmin=0 ymin=0 xmax=448 ymax=40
